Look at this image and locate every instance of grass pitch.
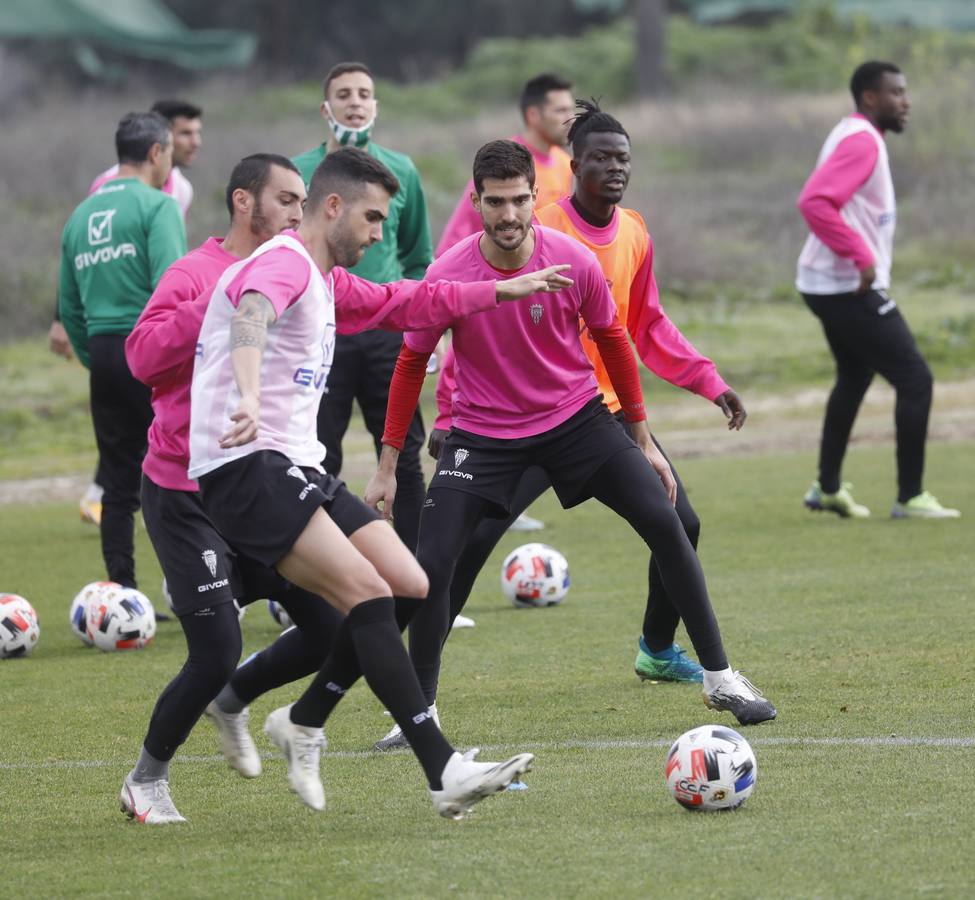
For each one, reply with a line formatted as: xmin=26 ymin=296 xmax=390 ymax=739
xmin=1 ymin=441 xmax=972 ymax=898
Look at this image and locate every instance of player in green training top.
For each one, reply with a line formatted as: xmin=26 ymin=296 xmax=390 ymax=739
xmin=59 ymin=111 xmax=187 ymax=591
xmin=292 ymin=61 xmax=433 ymax=555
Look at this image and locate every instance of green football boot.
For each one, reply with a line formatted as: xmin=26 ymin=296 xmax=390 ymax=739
xmin=634 ymin=638 xmax=703 ymax=683
xmin=891 ymin=491 xmax=960 ymax=519
xmin=803 ymin=480 xmax=870 ymax=519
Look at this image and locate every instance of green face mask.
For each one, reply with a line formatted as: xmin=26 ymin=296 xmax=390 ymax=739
xmin=325 ymin=103 xmax=375 ymax=149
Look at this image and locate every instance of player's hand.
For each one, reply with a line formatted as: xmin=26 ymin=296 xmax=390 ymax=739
xmin=364 ymin=468 xmax=397 ymax=521
xmin=427 ymin=428 xmax=448 ymax=460
xmin=715 ymin=389 xmax=747 ymax=430
xmin=626 ymin=420 xmax=677 ymax=506
xmin=856 ymin=264 xmax=876 ymax=295
xmin=219 ymin=394 xmax=260 ymax=448
xmin=48 ymin=320 xmax=73 ymax=359
xmin=496 ymin=265 xmax=573 ymax=301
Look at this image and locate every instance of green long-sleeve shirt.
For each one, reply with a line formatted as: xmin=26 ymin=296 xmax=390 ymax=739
xmin=58 ymin=177 xmax=187 ymax=368
xmin=292 ymin=141 xmax=432 ymax=283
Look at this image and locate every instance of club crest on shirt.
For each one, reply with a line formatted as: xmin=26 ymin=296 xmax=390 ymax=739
xmin=454 ymin=448 xmax=469 ymax=468
xmin=529 ymin=303 xmax=543 ymax=325
xmin=286 ymin=466 xmax=307 ymax=482
xmin=201 ymin=549 xmax=218 ymax=578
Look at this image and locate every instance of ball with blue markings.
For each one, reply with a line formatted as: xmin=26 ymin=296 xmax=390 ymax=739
xmin=665 ymin=725 xmax=757 ymax=811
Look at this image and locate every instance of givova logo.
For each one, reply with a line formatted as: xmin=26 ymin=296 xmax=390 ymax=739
xmin=76 ymin=208 xmax=138 ymax=269
xmin=88 ymin=210 xmax=115 ymax=245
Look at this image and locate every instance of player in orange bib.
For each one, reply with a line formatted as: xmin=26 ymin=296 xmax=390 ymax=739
xmin=421 ymin=100 xmax=750 ymax=701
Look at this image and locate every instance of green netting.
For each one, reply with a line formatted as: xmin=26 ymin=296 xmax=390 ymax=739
xmin=0 ymin=0 xmax=255 ymax=70
xmin=688 ymin=0 xmax=975 ymax=29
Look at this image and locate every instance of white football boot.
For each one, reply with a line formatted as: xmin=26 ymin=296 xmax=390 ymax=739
xmin=704 ymin=671 xmax=777 ymax=725
xmin=119 ymin=771 xmax=186 ymax=824
xmin=263 ymin=705 xmax=327 ymax=811
xmin=430 ymin=748 xmax=535 ymax=819
xmin=205 ymin=701 xmax=262 ymax=777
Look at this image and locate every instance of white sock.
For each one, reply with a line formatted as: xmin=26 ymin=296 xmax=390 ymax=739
xmin=703 ymin=667 xmax=734 ymax=693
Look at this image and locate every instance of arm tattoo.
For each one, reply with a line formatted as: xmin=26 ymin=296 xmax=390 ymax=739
xmin=231 ymin=293 xmax=277 ymax=351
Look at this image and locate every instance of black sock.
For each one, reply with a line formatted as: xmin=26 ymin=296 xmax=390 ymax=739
xmin=295 ymin=597 xmax=453 ymax=788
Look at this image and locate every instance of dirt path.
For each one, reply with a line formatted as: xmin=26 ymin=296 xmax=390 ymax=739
xmin=1 ymin=380 xmax=972 ymax=506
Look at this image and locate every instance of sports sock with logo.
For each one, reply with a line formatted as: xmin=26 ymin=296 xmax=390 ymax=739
xmin=292 ymin=597 xmax=453 ymax=788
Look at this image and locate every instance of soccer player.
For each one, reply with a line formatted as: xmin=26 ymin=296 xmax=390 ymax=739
xmin=91 ymin=99 xmax=202 ymax=218
xmin=797 ymin=62 xmax=959 ymax=519
xmin=377 ymin=101 xmax=747 ymax=755
xmin=436 ymin=73 xmax=575 ymax=257
xmin=188 ymin=148 xmax=567 ymax=817
xmin=120 ymin=154 xmax=348 ymax=824
xmin=68 ymin=100 xmax=202 ymax=527
xmin=58 ymin=111 xmax=186 ymax=590
xmin=292 ymin=62 xmax=431 ymax=554
xmin=365 ymin=140 xmax=776 ymax=734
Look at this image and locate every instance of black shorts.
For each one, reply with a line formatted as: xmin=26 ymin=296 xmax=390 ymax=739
xmin=429 ymin=396 xmax=635 ymax=518
xmin=197 ymin=450 xmax=381 ymax=568
xmin=142 ymin=476 xmax=239 ymax=616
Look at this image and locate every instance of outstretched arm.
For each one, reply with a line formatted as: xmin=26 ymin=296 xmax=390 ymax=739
xmin=219 ymin=291 xmax=278 ymax=449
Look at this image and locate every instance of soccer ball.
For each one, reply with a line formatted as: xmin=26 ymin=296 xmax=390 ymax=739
xmin=0 ymin=594 xmax=40 ymax=659
xmin=87 ymin=587 xmax=156 ymax=651
xmin=70 ymin=581 xmax=120 ymax=647
xmin=267 ymin=599 xmax=293 ymax=629
xmin=500 ymin=543 xmax=570 ymax=608
xmin=665 ymin=724 xmax=757 ymax=811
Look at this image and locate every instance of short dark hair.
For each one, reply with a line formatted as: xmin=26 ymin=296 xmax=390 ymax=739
xmin=150 ymin=99 xmax=203 ymax=122
xmin=322 ymin=62 xmax=373 ymax=98
xmin=306 ymin=147 xmax=399 ymax=212
xmin=519 ymin=73 xmax=573 ymax=116
xmin=850 ymin=61 xmax=901 ymax=106
xmin=115 ymin=111 xmax=171 ymax=165
xmin=225 ymin=154 xmax=301 ymax=217
xmin=472 ymin=140 xmax=535 ymax=195
xmin=566 ymin=98 xmax=629 ymax=157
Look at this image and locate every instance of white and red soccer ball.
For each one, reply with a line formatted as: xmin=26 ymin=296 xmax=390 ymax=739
xmin=665 ymin=724 xmax=757 ymax=811
xmin=0 ymin=593 xmax=40 ymax=659
xmin=86 ymin=585 xmax=156 ymax=651
xmin=69 ymin=581 xmax=120 ymax=647
xmin=500 ymin=543 xmax=570 ymax=608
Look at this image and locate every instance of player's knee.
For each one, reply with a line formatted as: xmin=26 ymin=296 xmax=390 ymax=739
xmin=390 ymin=561 xmax=428 ymax=600
xmin=336 ymin=565 xmax=391 ymax=605
xmin=682 ymin=511 xmax=702 ymax=547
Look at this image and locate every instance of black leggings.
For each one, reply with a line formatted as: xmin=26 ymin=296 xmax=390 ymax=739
xmin=144 ymin=602 xmax=242 ymax=761
xmin=445 ymin=442 xmax=701 ymax=653
xmin=143 ymin=589 xmax=342 ymax=761
xmin=411 ymin=445 xmax=726 ymax=704
xmin=804 ymin=290 xmax=932 ymax=502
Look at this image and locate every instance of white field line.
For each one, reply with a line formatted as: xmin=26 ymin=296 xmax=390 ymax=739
xmin=1 ymin=735 xmax=973 ymax=771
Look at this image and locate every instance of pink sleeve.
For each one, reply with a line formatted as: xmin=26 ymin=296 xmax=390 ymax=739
xmin=433 ymin=345 xmax=456 ymax=430
xmin=797 ymin=131 xmax=879 ymax=269
xmin=225 ymin=247 xmax=310 ymax=317
xmin=331 ymin=266 xmax=497 ymax=335
xmin=126 ymin=266 xmax=209 ymax=387
xmin=89 ymin=170 xmax=112 ymax=195
xmin=628 ymin=243 xmax=729 ymax=401
xmin=435 ymin=181 xmax=482 ymax=258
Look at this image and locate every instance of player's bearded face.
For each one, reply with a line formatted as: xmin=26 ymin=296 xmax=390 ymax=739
xmin=249 ymin=167 xmax=306 ymax=240
xmin=477 ymin=177 xmax=536 ymax=252
xmin=537 ymin=90 xmax=575 ymax=146
xmin=328 ymin=185 xmax=389 ymax=267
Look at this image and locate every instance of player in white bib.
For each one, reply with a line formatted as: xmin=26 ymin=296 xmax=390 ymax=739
xmin=188 ymin=147 xmax=573 ymax=819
